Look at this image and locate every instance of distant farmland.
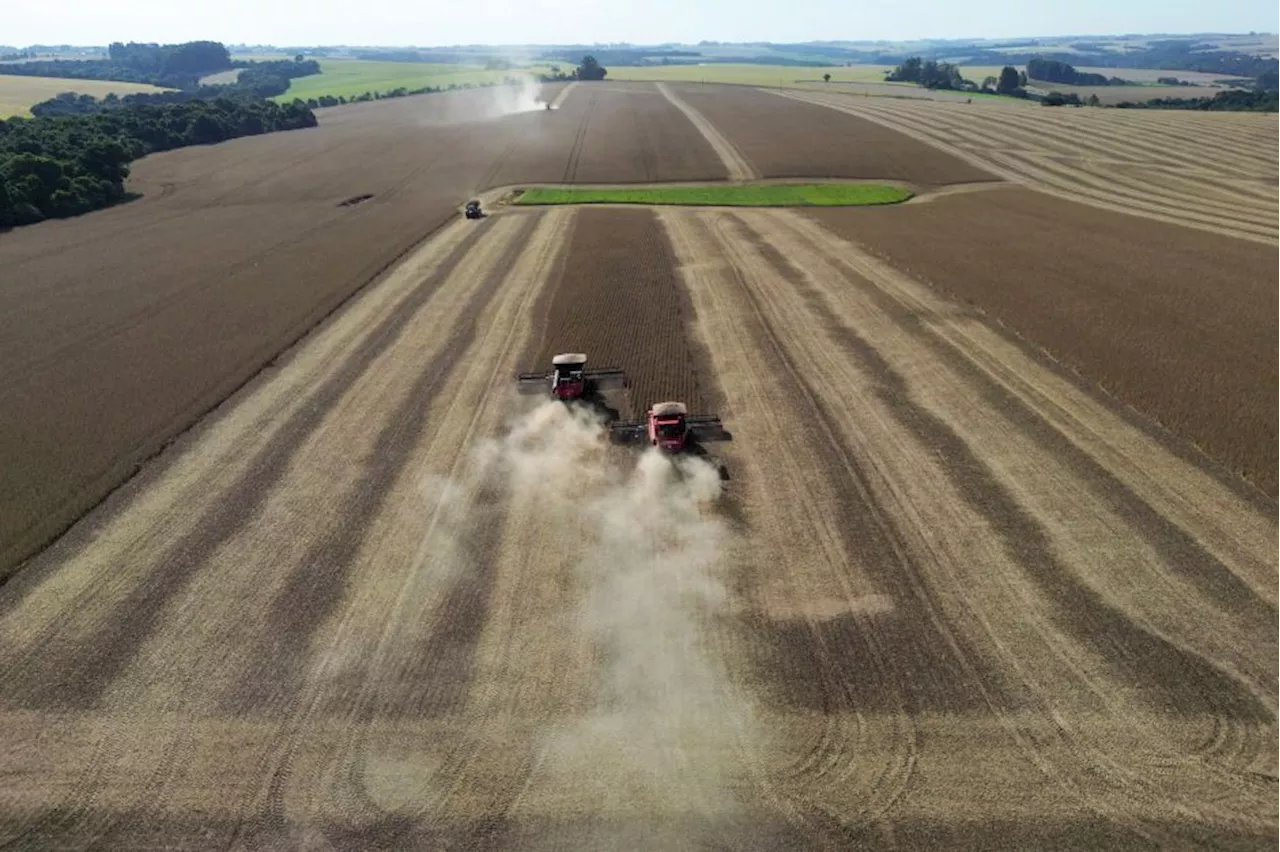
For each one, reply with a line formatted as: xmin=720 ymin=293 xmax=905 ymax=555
xmin=0 ymin=73 xmax=170 ymax=117
xmin=603 ymin=62 xmax=1231 ymax=103
xmin=275 ymin=59 xmax=552 ymax=101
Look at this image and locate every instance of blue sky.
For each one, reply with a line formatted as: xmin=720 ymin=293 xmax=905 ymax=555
xmin=5 ymin=0 xmax=1278 ymax=47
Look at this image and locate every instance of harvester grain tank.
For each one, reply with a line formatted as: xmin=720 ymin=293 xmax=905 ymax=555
xmin=609 ymin=401 xmax=729 ymax=453
xmin=517 ymin=353 xmax=627 ymax=401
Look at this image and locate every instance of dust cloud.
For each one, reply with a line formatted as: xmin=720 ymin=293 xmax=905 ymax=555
xmin=412 ymin=74 xmax=549 ymax=126
xmin=471 ymin=399 xmax=754 ymax=834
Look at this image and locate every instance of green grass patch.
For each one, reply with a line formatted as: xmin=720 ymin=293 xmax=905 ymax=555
xmin=516 ymin=183 xmax=912 ymax=207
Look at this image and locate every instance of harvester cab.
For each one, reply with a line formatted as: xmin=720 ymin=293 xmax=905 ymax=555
xmin=464 ymin=200 xmax=484 ymax=220
xmin=516 ymin=353 xmax=627 ymax=401
xmin=609 ymin=401 xmax=730 ymax=453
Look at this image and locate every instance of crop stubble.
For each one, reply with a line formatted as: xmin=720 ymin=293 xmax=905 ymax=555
xmin=0 ymin=74 xmax=1275 ymax=850
xmin=0 ymin=83 xmax=724 ymax=578
xmin=0 ymin=208 xmax=577 ymax=846
xmin=668 ymin=83 xmax=998 ymax=184
xmin=660 ymin=206 xmax=1276 ymax=846
xmin=779 ymin=87 xmax=1278 ymax=243
xmin=808 ymin=187 xmax=1279 ymax=495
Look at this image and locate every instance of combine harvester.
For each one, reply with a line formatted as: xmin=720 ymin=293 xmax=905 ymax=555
xmin=516 ymin=352 xmax=627 ymax=402
xmin=609 ymin=401 xmax=730 ymax=454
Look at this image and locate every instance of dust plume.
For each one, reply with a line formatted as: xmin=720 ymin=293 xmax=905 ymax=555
xmin=475 ymin=400 xmax=753 ymax=836
xmin=413 ymin=74 xmax=549 ymax=126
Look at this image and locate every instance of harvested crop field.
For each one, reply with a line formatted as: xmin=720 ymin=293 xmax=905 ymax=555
xmin=0 ymin=74 xmax=170 ymax=117
xmin=808 ymin=186 xmax=1279 ymax=494
xmin=0 ymin=76 xmax=1276 ymax=850
xmin=1 ymin=203 xmax=1273 ymax=849
xmin=780 ymin=88 xmax=1280 ymax=243
xmin=0 ymin=82 xmax=721 ymax=575
xmin=483 ymin=82 xmax=728 ymax=186
xmin=668 ymin=83 xmax=999 ymax=184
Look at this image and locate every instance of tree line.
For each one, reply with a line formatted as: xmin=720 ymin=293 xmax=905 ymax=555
xmin=297 ymin=76 xmax=533 ymax=109
xmin=1025 ymin=58 xmax=1130 ymax=86
xmin=540 ymin=55 xmax=607 ymax=82
xmin=1 ymin=98 xmax=317 ymax=227
xmin=1114 ymin=88 xmax=1278 ymax=111
xmin=0 ymin=42 xmax=319 ymax=93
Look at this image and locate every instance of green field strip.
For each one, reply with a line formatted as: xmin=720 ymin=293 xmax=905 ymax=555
xmin=515 ymin=183 xmax=913 ymax=207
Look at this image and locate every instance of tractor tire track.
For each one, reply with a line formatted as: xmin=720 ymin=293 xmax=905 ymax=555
xmin=742 ymin=208 xmax=1280 ymax=834
xmin=656 ymin=82 xmax=757 ymax=181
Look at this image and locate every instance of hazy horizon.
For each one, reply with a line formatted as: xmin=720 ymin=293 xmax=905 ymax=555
xmin=5 ymin=0 xmax=1278 ymax=50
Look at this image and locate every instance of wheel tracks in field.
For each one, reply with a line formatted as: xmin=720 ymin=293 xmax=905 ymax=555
xmin=233 ymin=210 xmax=573 ymax=846
xmin=989 ymin=150 xmax=1276 ymax=236
xmin=561 ymin=91 xmax=596 ymax=184
xmin=847 ymin=97 xmax=1279 ymax=229
xmin=686 ymin=205 xmax=1272 ymax=839
xmin=836 ymin=94 xmax=1273 ymax=181
xmin=682 ymin=208 xmax=1091 ymax=832
xmin=661 ymin=209 xmax=917 ymax=842
xmin=549 ymin=81 xmax=579 ymax=110
xmin=656 ymin=83 xmax=758 ymax=182
xmin=0 ymin=218 xmax=484 ymax=694
xmin=762 ymin=207 xmax=1280 ymax=818
xmin=846 ymin=99 xmax=1277 ymax=232
xmin=0 ymin=216 xmax=543 ymax=846
xmin=773 ymin=89 xmax=1278 ymax=244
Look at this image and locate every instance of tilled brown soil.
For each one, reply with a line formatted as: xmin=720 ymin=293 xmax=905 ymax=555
xmin=0 ymin=205 xmax=1272 ymax=850
xmin=669 ymin=83 xmax=997 ymax=184
xmin=0 ymin=83 xmax=724 ymax=578
xmin=484 ymin=82 xmax=727 ymax=188
xmin=808 ymin=187 xmax=1279 ymax=495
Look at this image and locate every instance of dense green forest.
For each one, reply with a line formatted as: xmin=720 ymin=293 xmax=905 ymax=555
xmin=29 ymin=59 xmax=321 ymax=116
xmin=0 ymin=98 xmax=316 ymax=227
xmin=1025 ymin=58 xmax=1129 ymax=85
xmin=884 ymin=57 xmax=968 ymax=90
xmin=0 ymin=43 xmax=318 ymax=94
xmin=1114 ymin=88 xmax=1278 ymax=111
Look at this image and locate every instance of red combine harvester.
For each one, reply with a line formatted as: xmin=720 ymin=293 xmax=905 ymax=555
xmin=516 ymin=353 xmax=628 ymax=401
xmin=609 ymin=401 xmax=730 ymax=453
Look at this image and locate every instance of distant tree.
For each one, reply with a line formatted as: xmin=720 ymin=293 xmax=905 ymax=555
xmin=886 ymin=56 xmax=964 ymax=90
xmin=1086 ymin=93 xmax=1101 ymax=106
xmin=886 ymin=57 xmax=923 ymax=82
xmin=1017 ymin=69 xmax=1028 ymax=87
xmin=981 ymin=75 xmax=998 ymax=91
xmin=294 ymin=54 xmax=304 ymax=62
xmin=1257 ymin=69 xmax=1279 ymax=91
xmin=1041 ymin=91 xmax=1083 ymax=106
xmin=823 ymin=72 xmax=831 ymax=83
xmin=576 ymin=55 xmax=607 ymax=81
xmin=997 ymin=66 xmax=1020 ymax=94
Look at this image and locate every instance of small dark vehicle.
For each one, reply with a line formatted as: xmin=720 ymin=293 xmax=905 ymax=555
xmin=464 ymin=200 xmax=484 ymax=219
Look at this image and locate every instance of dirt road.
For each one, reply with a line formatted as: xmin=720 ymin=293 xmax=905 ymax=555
xmin=1 ymin=203 xmax=1273 ymax=849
